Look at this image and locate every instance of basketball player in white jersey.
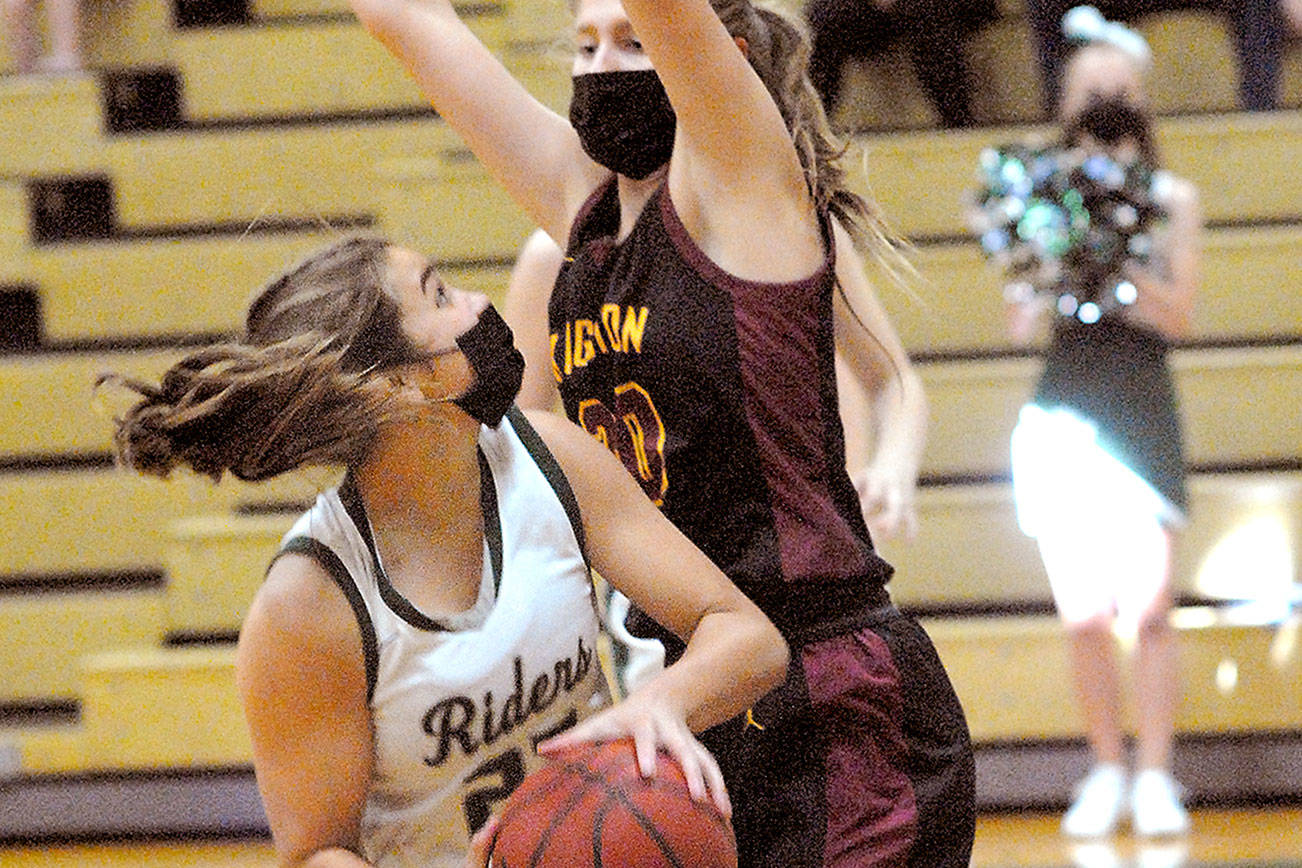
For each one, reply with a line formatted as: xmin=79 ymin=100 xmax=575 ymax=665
xmin=102 ymin=236 xmax=788 ymax=868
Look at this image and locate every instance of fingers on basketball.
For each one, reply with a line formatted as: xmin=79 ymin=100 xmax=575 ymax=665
xmin=490 ymin=739 xmax=737 ymax=868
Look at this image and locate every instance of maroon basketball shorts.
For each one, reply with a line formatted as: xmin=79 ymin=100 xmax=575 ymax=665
xmin=701 ymin=607 xmax=975 ymax=867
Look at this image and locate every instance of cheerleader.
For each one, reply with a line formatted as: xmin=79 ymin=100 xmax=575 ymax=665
xmin=1006 ymin=8 xmax=1201 ymax=839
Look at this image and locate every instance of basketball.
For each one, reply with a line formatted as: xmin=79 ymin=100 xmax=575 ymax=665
xmin=490 ymin=739 xmax=737 ymax=867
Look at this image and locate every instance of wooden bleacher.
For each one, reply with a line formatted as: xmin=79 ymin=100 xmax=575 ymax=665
xmin=893 ymin=224 xmax=1302 ymax=354
xmin=919 ymin=344 xmax=1302 ymax=481
xmin=879 ymin=471 xmax=1302 ymax=611
xmin=853 ymin=112 xmax=1302 ymax=241
xmin=0 ymin=0 xmax=1298 ymax=824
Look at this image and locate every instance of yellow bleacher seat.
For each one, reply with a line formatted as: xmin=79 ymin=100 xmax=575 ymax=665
xmin=373 ymin=155 xmax=535 ymax=263
xmin=879 ymin=481 xmax=1048 ymax=608
xmin=14 ymin=607 xmax=1296 ymax=773
xmin=966 ymin=14 xmax=1042 ymax=126
xmin=81 ymin=0 xmax=172 ymax=69
xmin=501 ymin=41 xmax=573 ymax=113
xmin=251 ymin=0 xmax=352 ymax=17
xmin=141 ymin=469 xmax=1302 ymax=640
xmin=853 ymin=112 xmax=1302 ymax=241
xmin=888 ymin=225 xmax=1302 ymax=355
xmin=923 ymin=610 xmax=1302 ymax=743
xmin=1177 ymin=343 xmax=1302 ymax=469
xmin=170 ymin=12 xmax=510 ymax=122
xmin=105 ymin=117 xmax=455 ymax=228
xmin=164 ymin=513 xmax=296 ymax=638
xmin=878 ymin=470 xmax=1302 ymax=609
xmin=0 ymin=349 xmax=183 ymax=457
xmin=0 ymin=74 xmax=107 ymax=177
xmin=0 ymin=467 xmax=330 ymax=579
xmin=76 ymin=646 xmax=250 ymax=771
xmin=0 ymin=0 xmax=169 ymax=74
xmin=0 ymin=182 xmax=30 ymax=278
xmin=26 ymin=230 xmax=349 ymax=342
xmin=171 ymin=21 xmax=427 ymax=122
xmin=917 ymin=344 xmax=1302 ymax=481
xmin=22 ymin=231 xmax=516 ymax=345
xmin=1138 ymin=11 xmax=1239 ymax=115
xmin=1287 ymin=40 xmax=1302 ymax=106
xmin=0 ymin=590 xmax=165 ymax=703
xmin=0 ymin=469 xmax=233 ymax=577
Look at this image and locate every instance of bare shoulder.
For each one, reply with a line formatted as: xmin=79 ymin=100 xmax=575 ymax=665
xmin=241 ymin=552 xmax=361 ymax=665
xmin=507 ymin=229 xmax=567 ymax=303
xmin=518 ymin=227 xmax=565 ymax=270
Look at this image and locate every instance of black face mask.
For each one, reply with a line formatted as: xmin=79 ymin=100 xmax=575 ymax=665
xmin=1067 ymin=93 xmax=1151 ymax=149
xmin=569 ymin=70 xmax=676 ymax=180
xmin=451 ymin=304 xmax=525 ymax=428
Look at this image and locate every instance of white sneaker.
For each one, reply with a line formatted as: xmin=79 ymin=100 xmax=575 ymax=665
xmin=1062 ymin=764 xmax=1129 ymax=838
xmin=1131 ymin=769 xmax=1190 ymax=837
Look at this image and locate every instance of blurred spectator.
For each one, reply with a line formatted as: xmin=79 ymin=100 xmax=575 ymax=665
xmin=1003 ymin=13 xmax=1202 ymax=839
xmin=805 ymin=0 xmax=999 ymax=129
xmin=1026 ymin=0 xmax=1288 ymax=113
xmin=2 ymin=0 xmax=81 ymax=75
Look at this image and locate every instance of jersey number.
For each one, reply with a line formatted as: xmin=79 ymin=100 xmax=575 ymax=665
xmin=577 ymin=383 xmax=668 ymax=505
xmin=461 ymin=709 xmax=579 ymax=834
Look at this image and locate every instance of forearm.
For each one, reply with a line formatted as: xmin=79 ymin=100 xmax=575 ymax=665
xmin=350 ymin=0 xmax=448 ymax=40
xmin=866 ymin=364 xmax=927 ymax=483
xmin=635 ymin=608 xmax=787 ymax=734
xmin=837 ymin=353 xmax=875 ymax=474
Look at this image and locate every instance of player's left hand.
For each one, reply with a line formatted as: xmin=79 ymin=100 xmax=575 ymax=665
xmin=535 ymin=696 xmax=731 ymax=818
xmin=854 ymin=463 xmax=918 ymax=540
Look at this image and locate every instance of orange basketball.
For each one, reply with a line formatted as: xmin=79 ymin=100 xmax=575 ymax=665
xmin=490 ymin=739 xmax=737 ymax=867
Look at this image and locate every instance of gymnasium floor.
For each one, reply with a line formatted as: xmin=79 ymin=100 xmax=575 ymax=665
xmin=0 ymin=806 xmax=1297 ymax=867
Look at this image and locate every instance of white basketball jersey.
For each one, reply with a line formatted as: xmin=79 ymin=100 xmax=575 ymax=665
xmin=278 ymin=409 xmax=611 ymax=868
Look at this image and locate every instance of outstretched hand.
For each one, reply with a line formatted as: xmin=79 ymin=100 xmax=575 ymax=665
xmin=535 ymin=693 xmax=731 ymax=818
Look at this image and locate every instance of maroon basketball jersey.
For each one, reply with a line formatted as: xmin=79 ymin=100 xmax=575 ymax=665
xmin=548 ymin=180 xmax=892 ymax=635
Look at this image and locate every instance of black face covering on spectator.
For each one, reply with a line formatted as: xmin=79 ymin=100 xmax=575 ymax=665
xmin=451 ymin=305 xmax=525 ymax=428
xmin=1067 ymin=93 xmax=1151 ymax=149
xmin=569 ymin=70 xmax=677 ymax=180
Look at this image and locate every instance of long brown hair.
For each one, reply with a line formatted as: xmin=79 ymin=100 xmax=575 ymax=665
xmin=99 ymin=236 xmax=417 ymax=483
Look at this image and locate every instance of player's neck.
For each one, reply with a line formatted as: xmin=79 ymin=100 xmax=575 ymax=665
xmin=355 ymin=411 xmax=481 ymax=536
xmin=616 ymin=164 xmax=667 ymax=242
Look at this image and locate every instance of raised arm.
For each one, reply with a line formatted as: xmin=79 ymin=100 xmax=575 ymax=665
xmin=348 ymin=0 xmax=604 ymax=241
xmin=236 ymin=557 xmax=375 ymax=868
xmin=832 ymin=222 xmax=927 ymax=540
xmin=620 ymin=0 xmax=825 ymax=280
xmin=502 ymin=228 xmax=565 ymax=411
xmin=523 ymin=410 xmax=788 ymax=805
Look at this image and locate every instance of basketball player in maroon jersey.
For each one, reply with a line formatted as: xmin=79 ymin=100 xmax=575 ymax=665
xmin=350 ymin=0 xmax=975 ymax=863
